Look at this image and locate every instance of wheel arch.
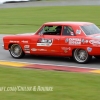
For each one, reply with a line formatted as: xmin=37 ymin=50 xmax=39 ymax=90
xmin=72 ymin=48 xmax=88 ymax=54
xmin=72 ymin=48 xmax=76 ymax=54
xmin=8 ymin=43 xmax=23 ymax=49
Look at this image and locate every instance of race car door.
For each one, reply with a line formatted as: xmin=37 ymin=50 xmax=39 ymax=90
xmin=36 ymin=35 xmax=60 ymax=55
xmin=60 ymin=26 xmax=77 ymax=56
xmin=31 ymin=25 xmax=61 ymax=55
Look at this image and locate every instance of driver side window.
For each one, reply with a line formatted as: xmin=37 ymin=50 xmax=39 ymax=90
xmin=39 ymin=26 xmax=49 ymax=35
xmin=39 ymin=25 xmax=62 ymax=35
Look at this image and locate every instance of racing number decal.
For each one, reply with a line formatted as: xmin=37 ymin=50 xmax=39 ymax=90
xmin=37 ymin=38 xmax=53 ymax=46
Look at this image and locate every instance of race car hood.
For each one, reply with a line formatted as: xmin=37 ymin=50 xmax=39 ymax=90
xmin=16 ymin=33 xmax=35 ymax=36
xmin=3 ymin=32 xmax=35 ymax=41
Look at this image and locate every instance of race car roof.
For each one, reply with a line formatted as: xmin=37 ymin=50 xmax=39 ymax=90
xmin=44 ymin=21 xmax=93 ymax=26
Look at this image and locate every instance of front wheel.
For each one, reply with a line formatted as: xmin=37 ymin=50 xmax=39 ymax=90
xmin=9 ymin=44 xmax=25 ymax=58
xmin=73 ymin=49 xmax=92 ymax=64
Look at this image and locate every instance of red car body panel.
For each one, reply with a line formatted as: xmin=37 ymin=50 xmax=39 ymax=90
xmin=3 ymin=21 xmax=100 ymax=57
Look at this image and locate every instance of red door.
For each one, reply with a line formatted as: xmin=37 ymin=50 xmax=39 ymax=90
xmin=30 ymin=35 xmax=61 ymax=56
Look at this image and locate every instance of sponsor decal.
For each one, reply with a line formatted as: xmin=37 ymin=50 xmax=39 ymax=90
xmin=76 ymin=30 xmax=81 ymax=34
xmin=37 ymin=38 xmax=53 ymax=47
xmin=24 ymin=45 xmax=30 ymax=48
xmin=81 ymin=39 xmax=85 ymax=43
xmin=25 ymin=51 xmax=30 ymax=53
xmin=31 ymin=48 xmax=37 ymax=51
xmin=21 ymin=40 xmax=28 ymax=43
xmin=87 ymin=47 xmax=92 ymax=52
xmin=89 ymin=40 xmax=100 ymax=46
xmin=85 ymin=40 xmax=88 ymax=43
xmin=65 ymin=38 xmax=69 ymax=43
xmin=89 ymin=40 xmax=100 ymax=44
xmin=81 ymin=39 xmax=88 ymax=44
xmin=65 ymin=38 xmax=81 ymax=45
xmin=31 ymin=48 xmax=47 ymax=52
xmin=61 ymin=47 xmax=71 ymax=53
xmin=10 ymin=40 xmax=19 ymax=43
xmin=24 ymin=45 xmax=30 ymax=51
xmin=24 ymin=48 xmax=30 ymax=51
xmin=37 ymin=43 xmax=52 ymax=46
xmin=70 ymin=32 xmax=74 ymax=36
xmin=38 ymin=49 xmax=47 ymax=51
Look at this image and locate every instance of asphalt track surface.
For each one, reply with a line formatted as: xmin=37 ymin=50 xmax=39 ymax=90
xmin=0 ymin=0 xmax=100 ymax=8
xmin=0 ymin=0 xmax=100 ymax=69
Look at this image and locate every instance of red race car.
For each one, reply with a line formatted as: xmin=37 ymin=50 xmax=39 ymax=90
xmin=2 ymin=21 xmax=100 ymax=63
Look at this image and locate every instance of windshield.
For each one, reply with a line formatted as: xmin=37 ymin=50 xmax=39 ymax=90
xmin=81 ymin=24 xmax=100 ymax=35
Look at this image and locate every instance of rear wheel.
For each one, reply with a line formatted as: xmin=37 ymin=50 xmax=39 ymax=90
xmin=9 ymin=44 xmax=25 ymax=58
xmin=73 ymin=49 xmax=91 ymax=64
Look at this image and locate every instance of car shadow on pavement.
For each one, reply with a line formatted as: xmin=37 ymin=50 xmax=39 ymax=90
xmin=90 ymin=58 xmax=100 ymax=64
xmin=24 ymin=54 xmax=74 ymax=62
xmin=23 ymin=54 xmax=100 ymax=64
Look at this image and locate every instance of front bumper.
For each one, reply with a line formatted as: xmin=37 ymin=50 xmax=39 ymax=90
xmin=2 ymin=45 xmax=4 ymax=49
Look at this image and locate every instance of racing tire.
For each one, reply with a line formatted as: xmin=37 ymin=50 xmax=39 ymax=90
xmin=9 ymin=44 xmax=25 ymax=58
xmin=73 ymin=49 xmax=92 ymax=64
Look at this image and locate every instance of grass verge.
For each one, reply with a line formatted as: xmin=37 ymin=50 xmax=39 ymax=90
xmin=0 ymin=6 xmax=100 ymax=34
xmin=0 ymin=66 xmax=100 ymax=100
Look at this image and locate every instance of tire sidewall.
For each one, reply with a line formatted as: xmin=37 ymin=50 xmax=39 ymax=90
xmin=9 ymin=44 xmax=25 ymax=58
xmin=73 ymin=49 xmax=91 ymax=64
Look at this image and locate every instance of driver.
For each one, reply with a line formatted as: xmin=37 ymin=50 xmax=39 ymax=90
xmin=55 ymin=26 xmax=62 ymax=35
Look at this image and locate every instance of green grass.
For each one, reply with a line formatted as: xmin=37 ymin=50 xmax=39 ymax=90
xmin=0 ymin=66 xmax=100 ymax=100
xmin=0 ymin=6 xmax=100 ymax=34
